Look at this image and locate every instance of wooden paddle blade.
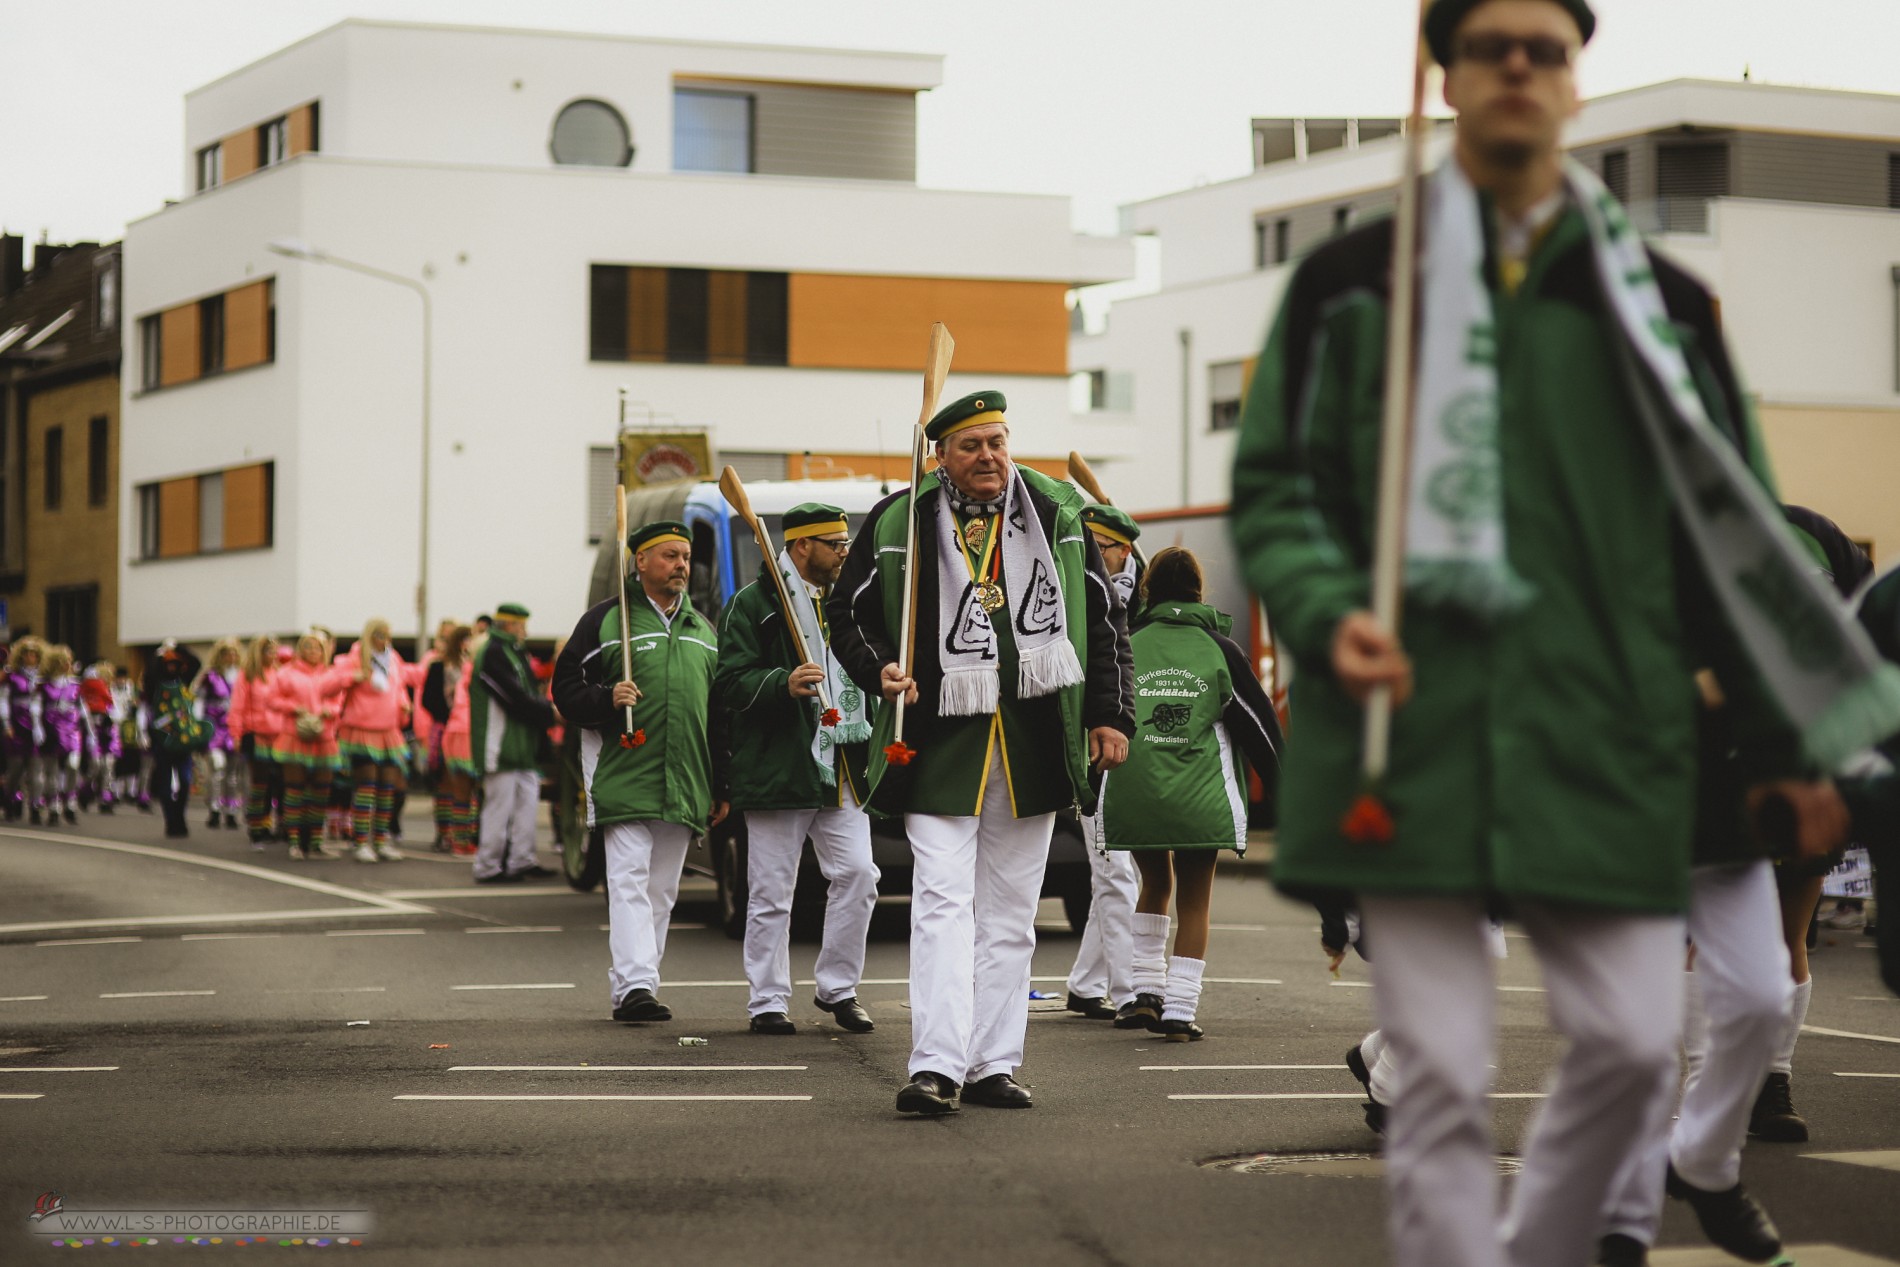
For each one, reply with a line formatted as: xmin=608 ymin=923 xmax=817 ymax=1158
xmin=917 ymin=322 xmax=956 ymax=427
xmin=1067 ymin=451 xmax=1111 ymax=505
xmin=717 ymin=465 xmax=752 ymax=521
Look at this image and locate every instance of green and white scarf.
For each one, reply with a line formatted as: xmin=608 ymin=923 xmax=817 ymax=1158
xmin=776 ymin=549 xmax=872 ymax=786
xmin=1409 ymin=157 xmax=1900 ymax=768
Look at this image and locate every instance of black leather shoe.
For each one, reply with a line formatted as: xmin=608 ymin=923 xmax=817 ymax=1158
xmin=1157 ymin=1018 xmax=1204 ymax=1042
xmin=1665 ymin=1164 xmax=1782 ymax=1263
xmin=813 ymin=995 xmax=875 ymax=1033
xmin=612 ymin=988 xmax=672 ymax=1023
xmin=1065 ymin=991 xmax=1117 ymax=1020
xmin=748 ymin=1011 xmax=796 ymax=1035
xmin=961 ymin=1072 xmax=1033 ymax=1108
xmin=1113 ymin=993 xmax=1162 ymax=1030
xmin=510 ymin=864 xmax=558 ymax=880
xmin=1596 ymin=1233 xmax=1648 ymax=1266
xmin=895 ymin=1071 xmax=959 ymax=1115
xmin=1747 ymin=1071 xmax=1808 ymax=1142
xmin=1345 ymin=1044 xmax=1389 ymax=1136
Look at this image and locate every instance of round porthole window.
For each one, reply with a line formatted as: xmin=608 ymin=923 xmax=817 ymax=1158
xmin=550 ymin=98 xmax=633 ymax=167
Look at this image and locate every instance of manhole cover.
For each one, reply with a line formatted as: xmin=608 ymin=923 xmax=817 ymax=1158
xmin=1200 ymin=1152 xmax=1523 ymax=1177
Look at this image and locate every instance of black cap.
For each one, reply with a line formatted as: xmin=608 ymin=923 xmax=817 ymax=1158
xmin=1425 ymin=0 xmax=1595 ymax=66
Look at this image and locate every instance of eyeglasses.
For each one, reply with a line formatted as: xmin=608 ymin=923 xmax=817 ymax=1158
xmin=1092 ymin=537 xmax=1127 ymax=554
xmin=1454 ymin=32 xmax=1574 ymax=69
xmin=812 ymin=537 xmax=852 ymax=553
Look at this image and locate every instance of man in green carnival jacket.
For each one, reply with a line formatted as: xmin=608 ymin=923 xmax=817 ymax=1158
xmin=715 ymin=503 xmax=880 ymax=1037
xmin=553 ymin=520 xmax=730 ymax=1024
xmin=829 ymin=390 xmax=1134 ymax=1114
xmin=1229 ymin=3 xmax=1867 ymax=1265
xmin=469 ymin=604 xmax=555 ymax=884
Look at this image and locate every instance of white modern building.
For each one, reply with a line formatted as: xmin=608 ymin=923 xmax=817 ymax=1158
xmin=119 ymin=19 xmax=1134 ymax=645
xmin=1073 ymin=79 xmax=1900 ymax=561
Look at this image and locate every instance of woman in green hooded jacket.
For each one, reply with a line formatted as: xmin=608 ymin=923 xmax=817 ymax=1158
xmin=1095 ymin=548 xmax=1283 ymax=1040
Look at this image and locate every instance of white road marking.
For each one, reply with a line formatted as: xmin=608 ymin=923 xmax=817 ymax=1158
xmin=1832 ymin=1072 xmax=1900 ymax=1079
xmin=449 ymin=1065 xmax=808 ymax=1072
xmin=1800 ymin=1151 xmax=1900 ymax=1174
xmin=1209 ymin=924 xmax=1269 ymax=931
xmin=180 ymin=933 xmax=283 ymax=941
xmin=0 ymin=996 xmax=49 ymax=1002
xmin=1850 ymin=996 xmax=1897 ymax=1003
xmin=1 ymin=908 xmax=433 ymax=936
xmin=1330 ymin=981 xmax=1375 ymax=989
xmin=450 ymin=983 xmax=576 ymax=991
xmin=0 ymin=1093 xmax=46 ymax=1100
xmin=99 ymin=990 xmax=215 ymax=999
xmin=385 ymin=888 xmax=576 ymax=900
xmin=1206 ymin=978 xmax=1283 ymax=985
xmin=1172 ymin=1092 xmax=1548 ymax=1102
xmin=463 ymin=927 xmax=563 ymax=935
xmin=1498 ymin=986 xmax=1548 ymax=993
xmin=0 ymin=829 xmax=431 ymax=926
xmin=35 ymin=936 xmax=143 ymax=947
xmin=0 ymin=1066 xmax=118 ymax=1072
xmin=662 ymin=980 xmax=752 ymax=988
xmin=394 ymin=1094 xmax=813 ymax=1102
xmin=325 ymin=929 xmax=426 ymax=937
xmin=1803 ymin=1024 xmax=1900 ymax=1046
xmin=1143 ymin=1064 xmax=1347 ymax=1071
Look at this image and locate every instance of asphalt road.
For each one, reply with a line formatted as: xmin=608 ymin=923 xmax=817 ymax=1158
xmin=2 ymin=806 xmax=1897 ymax=1265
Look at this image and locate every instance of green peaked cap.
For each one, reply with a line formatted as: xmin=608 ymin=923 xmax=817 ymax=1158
xmin=1081 ymin=504 xmax=1141 ymax=545
xmin=1424 ymin=0 xmax=1595 ymax=66
xmin=628 ymin=520 xmax=690 ymax=554
xmin=781 ymin=503 xmax=848 ymax=541
xmin=495 ymin=602 xmax=530 ymax=619
xmin=926 ymin=389 xmax=1008 ymax=443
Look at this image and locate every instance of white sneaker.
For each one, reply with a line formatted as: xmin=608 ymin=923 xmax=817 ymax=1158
xmin=353 ymin=843 xmax=379 ymax=864
xmin=375 ymin=840 xmax=404 ymax=862
xmin=286 ymin=844 xmax=304 ymax=861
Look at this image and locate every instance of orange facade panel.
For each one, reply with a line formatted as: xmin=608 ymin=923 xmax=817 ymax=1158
xmin=787 ymin=275 xmax=1069 ymax=376
xmin=158 ymin=304 xmax=201 ymax=388
xmin=225 ymin=281 xmax=272 ymax=370
xmin=222 ymin=463 xmax=271 ymax=550
xmin=707 ymin=271 xmax=749 ymax=365
xmin=221 ymin=129 xmax=259 ymax=181
xmin=288 ymin=102 xmax=318 ymax=156
xmin=625 ymin=267 xmax=666 ymax=362
xmin=158 ymin=478 xmax=200 ymax=559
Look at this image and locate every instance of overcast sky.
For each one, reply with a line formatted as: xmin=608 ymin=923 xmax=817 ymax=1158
xmin=5 ymin=0 xmax=1897 ymax=247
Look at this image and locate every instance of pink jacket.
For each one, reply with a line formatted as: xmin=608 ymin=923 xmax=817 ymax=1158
xmin=231 ymin=669 xmax=282 ymax=742
xmin=335 ymin=648 xmax=420 ymax=732
xmin=271 ymin=660 xmax=355 ymax=740
xmin=445 ymin=660 xmax=472 ymax=738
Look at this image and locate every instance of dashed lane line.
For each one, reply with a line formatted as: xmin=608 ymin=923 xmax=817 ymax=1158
xmin=463 ymin=927 xmax=563 ymax=935
xmin=449 ymin=983 xmax=576 ymax=991
xmin=180 ymin=933 xmax=282 ymax=941
xmin=324 ymin=928 xmax=426 ymax=937
xmin=1171 ymin=1092 xmax=1548 ymax=1102
xmin=395 ymin=1095 xmax=813 ymax=1102
xmin=0 ymin=1094 xmax=45 ymax=1100
xmin=0 ymin=996 xmax=49 ymax=1002
xmin=0 ymin=1067 xmax=118 ymax=1072
xmin=35 ymin=936 xmax=142 ymax=947
xmin=448 ymin=1065 xmax=808 ymax=1072
xmin=1833 ymin=1072 xmax=1900 ymax=1078
xmin=1803 ymin=1024 xmax=1900 ymax=1045
xmin=99 ymin=990 xmax=215 ymax=999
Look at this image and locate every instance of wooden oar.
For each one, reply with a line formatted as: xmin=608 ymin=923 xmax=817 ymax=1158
xmin=612 ymin=483 xmax=642 ymax=747
xmin=886 ymin=322 xmax=956 ymax=766
xmin=719 ymin=465 xmax=832 ymax=716
xmin=1344 ymin=0 xmax=1433 ymax=844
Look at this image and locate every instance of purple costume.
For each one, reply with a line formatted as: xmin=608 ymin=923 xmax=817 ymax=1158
xmin=39 ymin=678 xmax=90 ymax=760
xmin=5 ymin=669 xmax=41 ymax=759
xmin=199 ymin=668 xmax=237 ymax=753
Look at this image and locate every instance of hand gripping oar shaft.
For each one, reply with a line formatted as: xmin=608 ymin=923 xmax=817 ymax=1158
xmin=612 ymin=483 xmax=641 ymax=736
xmin=719 ymin=466 xmax=830 ymax=712
xmin=892 ymin=323 xmax=956 ymax=754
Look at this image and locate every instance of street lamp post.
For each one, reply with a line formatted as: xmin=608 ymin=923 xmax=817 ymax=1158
xmin=267 ymin=239 xmax=434 ymax=663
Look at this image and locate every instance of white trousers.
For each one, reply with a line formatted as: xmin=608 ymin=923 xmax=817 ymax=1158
xmin=905 ymin=746 xmax=1056 ymax=1083
xmin=742 ymin=792 xmax=879 ymax=1015
xmin=1065 ymin=843 xmax=1138 ymax=1005
xmin=1361 ymin=894 xmax=1685 ymax=1267
xmin=473 ymin=769 xmax=539 ymax=879
xmin=1602 ymin=861 xmax=1792 ymax=1243
xmin=605 ymin=819 xmax=693 ymax=1004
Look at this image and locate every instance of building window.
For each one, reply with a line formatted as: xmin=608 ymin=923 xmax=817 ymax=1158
xmin=133 ymin=462 xmax=272 ymax=561
xmin=1254 ymin=221 xmax=1268 ymax=270
xmin=587 ymin=446 xmax=618 ymax=544
xmin=139 ymin=316 xmax=162 ymax=391
xmin=1656 ymin=141 xmax=1729 ymax=233
xmin=196 ymin=144 xmax=222 ymax=192
xmin=1888 ymin=154 xmax=1900 ymax=210
xmin=44 ymin=585 xmax=98 ymax=666
xmin=589 ymin=264 xmax=788 ymax=366
xmin=1209 ymin=360 xmax=1248 ymax=432
xmin=1602 ymin=149 xmax=1631 ymax=204
xmin=258 ymin=116 xmax=289 ymax=169
xmin=137 ymin=484 xmax=160 ymax=561
xmin=87 ymin=416 xmax=108 ymax=508
xmin=1274 ymin=219 xmax=1291 ymax=264
xmin=674 ymin=88 xmax=754 ymax=173
xmin=94 ymin=256 xmax=119 ymax=333
xmin=550 ymin=99 xmax=633 ymax=167
xmin=1333 ymin=205 xmax=1353 ymax=234
xmin=199 ymin=294 xmax=225 ymax=375
xmin=43 ymin=425 xmax=62 ymax=510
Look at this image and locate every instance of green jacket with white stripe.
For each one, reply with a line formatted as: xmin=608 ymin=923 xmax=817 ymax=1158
xmin=467 ymin=628 xmax=553 ymax=775
xmin=1094 ymin=602 xmax=1283 ymax=852
xmin=552 ymin=594 xmax=729 ymax=834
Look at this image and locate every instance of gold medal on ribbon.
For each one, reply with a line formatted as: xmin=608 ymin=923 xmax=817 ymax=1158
xmin=963 ymin=517 xmax=990 ymax=551
xmin=974 ymin=580 xmax=1006 ymax=613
